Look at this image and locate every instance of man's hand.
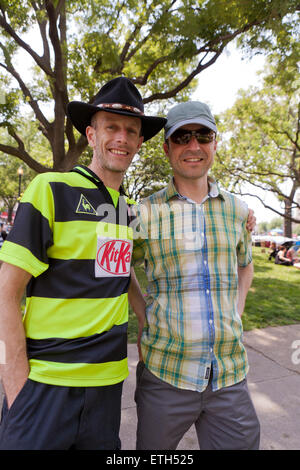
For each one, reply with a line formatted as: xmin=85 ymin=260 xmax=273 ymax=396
xmin=6 ymin=376 xmax=29 ymax=409
xmin=246 ymin=209 xmax=256 ymax=232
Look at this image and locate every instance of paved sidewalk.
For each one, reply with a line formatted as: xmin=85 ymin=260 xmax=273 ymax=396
xmin=1 ymin=324 xmax=300 ymax=450
xmin=121 ymin=324 xmax=300 ymax=450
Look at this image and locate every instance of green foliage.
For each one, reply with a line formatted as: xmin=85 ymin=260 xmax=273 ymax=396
xmin=0 ymin=152 xmax=36 ymax=221
xmin=0 ymin=0 xmax=299 ymax=173
xmin=214 ymin=49 xmax=300 ymax=228
xmin=257 ymin=217 xmax=283 ymax=234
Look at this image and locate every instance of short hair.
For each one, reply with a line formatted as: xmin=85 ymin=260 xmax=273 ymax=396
xmin=91 ymin=113 xmax=98 ymax=129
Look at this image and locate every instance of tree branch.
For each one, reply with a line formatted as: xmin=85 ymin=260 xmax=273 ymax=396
xmin=44 ymin=0 xmax=69 ymax=167
xmin=0 ymin=44 xmax=51 ymax=134
xmin=124 ymin=0 xmax=177 ymax=64
xmin=0 ymin=128 xmax=51 ymax=173
xmin=0 ymin=4 xmax=53 ymax=77
xmin=31 ymin=0 xmax=51 ymax=67
xmin=119 ymin=20 xmax=143 ymax=65
xmin=232 ymin=190 xmax=300 ymax=224
xmin=105 ymin=0 xmax=127 ymax=36
xmin=142 ymin=17 xmax=262 ymax=102
xmin=143 ymin=49 xmax=223 ymax=102
xmin=227 ymin=168 xmax=300 ymax=206
xmin=232 ymin=164 xmax=292 ymax=180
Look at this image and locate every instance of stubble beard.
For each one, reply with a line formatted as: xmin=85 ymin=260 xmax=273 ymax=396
xmin=95 ymin=146 xmax=128 ymax=175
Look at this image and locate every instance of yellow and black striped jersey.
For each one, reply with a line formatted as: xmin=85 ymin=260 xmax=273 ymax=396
xmin=0 ymin=165 xmax=135 ymax=387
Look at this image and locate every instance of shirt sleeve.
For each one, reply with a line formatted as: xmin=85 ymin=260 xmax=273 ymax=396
xmin=0 ymin=174 xmax=54 ymax=277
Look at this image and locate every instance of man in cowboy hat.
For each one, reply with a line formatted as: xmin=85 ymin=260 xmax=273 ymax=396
xmin=0 ymin=76 xmax=166 ymax=450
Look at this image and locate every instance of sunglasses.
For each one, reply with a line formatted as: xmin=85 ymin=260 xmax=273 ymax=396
xmin=170 ymin=127 xmax=215 ymax=145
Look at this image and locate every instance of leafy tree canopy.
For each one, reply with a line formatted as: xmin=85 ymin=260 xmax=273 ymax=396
xmin=214 ymin=39 xmax=300 ymax=236
xmin=0 ymin=0 xmax=298 ymax=174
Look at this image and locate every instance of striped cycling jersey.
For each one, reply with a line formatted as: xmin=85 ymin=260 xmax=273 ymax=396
xmin=0 ymin=165 xmax=135 ymax=387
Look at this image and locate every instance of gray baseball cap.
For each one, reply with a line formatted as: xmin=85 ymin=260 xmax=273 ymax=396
xmin=165 ymin=101 xmax=217 ymax=139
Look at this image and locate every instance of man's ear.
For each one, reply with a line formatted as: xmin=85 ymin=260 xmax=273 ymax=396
xmin=86 ymin=126 xmax=96 ymax=148
xmin=163 ymin=141 xmax=169 ymax=156
xmin=137 ymin=136 xmax=144 ymax=152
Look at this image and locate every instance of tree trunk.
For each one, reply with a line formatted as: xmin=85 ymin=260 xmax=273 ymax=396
xmin=7 ymin=203 xmax=15 ymax=224
xmin=284 ymin=198 xmax=292 ymax=238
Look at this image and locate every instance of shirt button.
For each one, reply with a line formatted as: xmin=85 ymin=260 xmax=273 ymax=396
xmin=206 ymin=289 xmax=210 ymax=294
xmin=209 ymin=319 xmax=213 ymax=324
xmin=204 ymin=260 xmax=207 ymax=265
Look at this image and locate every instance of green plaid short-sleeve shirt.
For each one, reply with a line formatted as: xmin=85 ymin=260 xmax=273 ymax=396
xmin=132 ymin=177 xmax=252 ymax=392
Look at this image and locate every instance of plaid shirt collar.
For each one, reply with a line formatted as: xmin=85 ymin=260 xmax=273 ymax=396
xmin=164 ymin=176 xmax=225 ymax=203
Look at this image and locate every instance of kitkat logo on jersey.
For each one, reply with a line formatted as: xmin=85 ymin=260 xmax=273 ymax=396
xmin=97 ymin=239 xmax=132 ymax=275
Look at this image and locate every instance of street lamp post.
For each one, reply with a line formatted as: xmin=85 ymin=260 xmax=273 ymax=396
xmin=17 ymin=166 xmax=23 ymax=198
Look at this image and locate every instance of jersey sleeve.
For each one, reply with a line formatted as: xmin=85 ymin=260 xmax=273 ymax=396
xmin=0 ymin=174 xmax=54 ymax=277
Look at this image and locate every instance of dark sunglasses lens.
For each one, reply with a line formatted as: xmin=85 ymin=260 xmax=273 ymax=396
xmin=196 ymin=132 xmax=214 ymax=143
xmin=171 ymin=128 xmax=214 ymax=145
xmin=170 ymin=131 xmax=190 ymax=144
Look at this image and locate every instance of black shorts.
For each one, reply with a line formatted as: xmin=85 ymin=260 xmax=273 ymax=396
xmin=0 ymin=379 xmax=123 ymax=450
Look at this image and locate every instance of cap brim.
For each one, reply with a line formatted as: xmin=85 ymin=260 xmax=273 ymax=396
xmin=165 ymin=118 xmax=217 ymax=139
xmin=67 ymin=102 xmax=166 ymax=142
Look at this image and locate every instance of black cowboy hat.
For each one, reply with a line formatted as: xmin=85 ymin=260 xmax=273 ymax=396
xmin=67 ymin=76 xmax=166 ymax=142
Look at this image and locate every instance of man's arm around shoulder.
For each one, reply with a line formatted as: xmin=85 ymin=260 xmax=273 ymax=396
xmin=237 ymin=262 xmax=254 ymax=317
xmin=0 ymin=262 xmax=31 ymax=408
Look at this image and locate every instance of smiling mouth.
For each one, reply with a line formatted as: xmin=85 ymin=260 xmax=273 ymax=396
xmin=183 ymin=157 xmax=204 ymax=162
xmin=109 ymin=148 xmax=129 ymax=156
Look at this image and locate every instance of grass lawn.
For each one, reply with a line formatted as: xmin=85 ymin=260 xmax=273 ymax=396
xmin=128 ymin=246 xmax=300 ymax=343
xmin=242 ymin=246 xmax=300 ymax=330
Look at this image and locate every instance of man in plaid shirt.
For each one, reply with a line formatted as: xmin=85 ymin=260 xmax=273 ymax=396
xmin=131 ymin=101 xmax=260 ymax=450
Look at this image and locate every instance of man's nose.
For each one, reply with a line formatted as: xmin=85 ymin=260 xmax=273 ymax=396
xmin=187 ymin=135 xmax=201 ymax=149
xmin=115 ymin=128 xmax=129 ymax=143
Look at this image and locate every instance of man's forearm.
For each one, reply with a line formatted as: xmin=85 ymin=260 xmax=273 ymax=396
xmin=0 ymin=263 xmax=31 ymax=407
xmin=128 ymin=267 xmax=146 ymax=322
xmin=128 ymin=267 xmax=146 ymax=360
xmin=0 ymin=300 xmax=29 ymax=407
xmin=237 ymin=262 xmax=254 ymax=317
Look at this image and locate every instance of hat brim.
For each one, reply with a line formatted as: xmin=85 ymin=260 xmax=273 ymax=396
xmin=165 ymin=118 xmax=217 ymax=139
xmin=67 ymin=102 xmax=166 ymax=142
